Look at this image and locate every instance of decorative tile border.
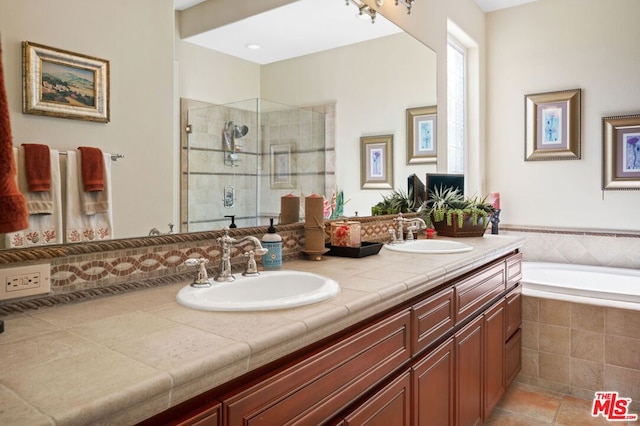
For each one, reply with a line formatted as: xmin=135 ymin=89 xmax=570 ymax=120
xmin=0 ymin=215 xmax=401 ymax=314
xmin=501 ymin=225 xmax=640 ymax=269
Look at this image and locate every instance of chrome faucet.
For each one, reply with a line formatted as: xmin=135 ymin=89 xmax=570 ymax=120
xmin=215 ymin=229 xmax=268 ymax=282
xmin=390 ymin=213 xmax=427 ymax=243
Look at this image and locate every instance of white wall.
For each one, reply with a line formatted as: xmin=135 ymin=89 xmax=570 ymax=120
xmin=260 ymin=33 xmax=437 ymax=215
xmin=0 ymin=0 xmax=175 ymax=238
xmin=176 ymin=37 xmax=261 ymax=104
xmin=486 ymin=0 xmax=640 ymax=231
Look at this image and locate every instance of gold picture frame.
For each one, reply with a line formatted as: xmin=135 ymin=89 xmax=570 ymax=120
xmin=602 ymin=114 xmax=640 ymax=190
xmin=525 ymin=88 xmax=581 ymax=161
xmin=23 ymin=41 xmax=110 ymax=123
xmin=406 ymin=105 xmax=437 ymax=164
xmin=360 ymin=135 xmax=393 ymax=189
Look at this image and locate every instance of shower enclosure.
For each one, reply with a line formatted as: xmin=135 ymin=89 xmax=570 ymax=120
xmin=181 ymin=98 xmax=331 ymax=232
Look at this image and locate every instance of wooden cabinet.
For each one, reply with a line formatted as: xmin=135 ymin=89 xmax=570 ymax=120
xmin=138 ymin=252 xmax=523 ymax=426
xmin=455 ymin=263 xmax=505 ymax=324
xmin=483 ymin=300 xmax=505 ymax=419
xmin=222 ymin=310 xmax=411 ymax=425
xmin=455 ymin=315 xmax=484 ymax=426
xmin=342 ymin=369 xmax=411 ymax=426
xmin=412 ymin=338 xmax=455 ymax=426
xmin=172 ymin=404 xmax=220 ymax=426
xmin=412 ymin=287 xmax=455 ymax=356
xmin=504 ymin=285 xmax=522 ymax=388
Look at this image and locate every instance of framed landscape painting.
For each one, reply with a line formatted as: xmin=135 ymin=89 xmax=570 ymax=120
xmin=23 ymin=41 xmax=110 ymax=123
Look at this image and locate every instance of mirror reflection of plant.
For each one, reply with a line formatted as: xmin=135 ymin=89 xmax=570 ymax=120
xmin=371 ymin=189 xmax=417 ymax=215
xmin=424 ymin=186 xmax=495 ymax=228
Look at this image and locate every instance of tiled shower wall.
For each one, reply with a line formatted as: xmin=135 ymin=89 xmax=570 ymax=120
xmin=501 ymin=226 xmax=640 ymax=409
xmin=182 ymin=99 xmax=334 ymax=233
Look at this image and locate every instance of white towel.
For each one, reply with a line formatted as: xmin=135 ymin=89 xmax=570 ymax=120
xmin=4 ymin=147 xmax=63 ymax=248
xmin=65 ymin=150 xmax=114 ymax=242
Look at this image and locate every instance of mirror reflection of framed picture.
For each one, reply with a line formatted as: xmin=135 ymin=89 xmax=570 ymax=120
xmin=524 ymin=88 xmax=581 ymax=161
xmin=270 ymin=143 xmax=296 ymax=189
xmin=602 ymin=114 xmax=640 ymax=190
xmin=22 ymin=41 xmax=110 ymax=123
xmin=360 ymin=135 xmax=393 ymax=189
xmin=406 ymin=105 xmax=437 ymax=164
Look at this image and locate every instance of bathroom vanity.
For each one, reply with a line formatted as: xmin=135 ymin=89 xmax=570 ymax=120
xmin=0 ymin=235 xmax=523 ymax=425
xmin=141 ymin=240 xmax=523 ymax=425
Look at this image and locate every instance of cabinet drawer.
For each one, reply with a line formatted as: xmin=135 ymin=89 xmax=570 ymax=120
xmin=223 ymin=309 xmax=412 ymax=425
xmin=455 ymin=263 xmax=505 ymax=324
xmin=412 ymin=287 xmax=455 ymax=356
xmin=506 ymin=253 xmax=522 ymax=288
xmin=343 ymin=369 xmax=411 ymax=426
xmin=505 ymin=285 xmax=522 ymax=339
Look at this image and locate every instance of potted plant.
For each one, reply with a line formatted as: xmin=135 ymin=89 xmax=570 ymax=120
xmin=371 ymin=189 xmax=416 ymax=216
xmin=423 ymin=186 xmax=495 ymax=237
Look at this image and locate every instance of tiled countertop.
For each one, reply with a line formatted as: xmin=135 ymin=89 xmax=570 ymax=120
xmin=0 ymin=235 xmax=524 ymax=425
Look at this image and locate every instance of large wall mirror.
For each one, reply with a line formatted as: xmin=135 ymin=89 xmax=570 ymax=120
xmin=178 ymin=0 xmax=438 ymax=233
xmin=0 ymin=0 xmax=437 ymax=254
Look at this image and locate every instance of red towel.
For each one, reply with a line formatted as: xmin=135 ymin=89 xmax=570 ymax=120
xmin=0 ymin=38 xmax=28 ymax=233
xmin=77 ymin=146 xmax=104 ymax=192
xmin=21 ymin=143 xmax=51 ymax=192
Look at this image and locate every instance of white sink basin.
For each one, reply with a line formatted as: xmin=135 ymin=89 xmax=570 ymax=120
xmin=383 ymin=239 xmax=473 ymax=254
xmin=176 ymin=270 xmax=340 ymax=312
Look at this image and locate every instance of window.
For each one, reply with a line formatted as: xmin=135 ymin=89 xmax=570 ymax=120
xmin=447 ymin=38 xmax=465 ymax=174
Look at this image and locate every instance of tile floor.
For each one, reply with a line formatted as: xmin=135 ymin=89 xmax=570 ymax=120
xmin=486 ymin=381 xmax=639 ymax=425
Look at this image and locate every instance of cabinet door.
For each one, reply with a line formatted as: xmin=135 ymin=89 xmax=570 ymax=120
xmin=343 ymin=369 xmax=411 ymax=426
xmin=483 ymin=300 xmax=505 ymax=420
xmin=413 ymin=338 xmax=455 ymax=426
xmin=455 ymin=315 xmax=483 ymax=426
xmin=505 ymin=328 xmax=522 ymax=387
xmin=505 ymin=286 xmax=522 ymax=340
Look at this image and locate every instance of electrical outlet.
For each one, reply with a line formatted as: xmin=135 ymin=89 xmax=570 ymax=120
xmin=0 ymin=263 xmax=51 ymax=301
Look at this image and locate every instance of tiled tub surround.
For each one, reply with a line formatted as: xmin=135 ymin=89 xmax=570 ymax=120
xmin=0 ymin=234 xmax=523 ymax=424
xmin=501 ymin=226 xmax=640 ymax=410
xmin=0 ymin=216 xmax=401 ymax=314
xmin=519 ymin=297 xmax=640 ymax=411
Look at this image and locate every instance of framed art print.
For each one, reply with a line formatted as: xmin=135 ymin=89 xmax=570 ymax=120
xmin=406 ymin=105 xmax=437 ymax=164
xmin=525 ymin=88 xmax=581 ymax=161
xmin=602 ymin=114 xmax=640 ymax=190
xmin=360 ymin=135 xmax=393 ymax=189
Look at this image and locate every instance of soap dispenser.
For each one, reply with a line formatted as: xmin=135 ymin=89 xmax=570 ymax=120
xmin=262 ymin=218 xmax=282 ymax=269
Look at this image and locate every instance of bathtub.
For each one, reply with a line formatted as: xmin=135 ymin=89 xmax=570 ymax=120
xmin=521 ymin=262 xmax=640 ymax=311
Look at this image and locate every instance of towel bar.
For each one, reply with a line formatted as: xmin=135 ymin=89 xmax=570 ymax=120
xmin=58 ymin=151 xmax=124 ymax=161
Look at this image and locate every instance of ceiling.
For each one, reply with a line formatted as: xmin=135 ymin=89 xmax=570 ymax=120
xmin=174 ymin=0 xmax=538 ymax=64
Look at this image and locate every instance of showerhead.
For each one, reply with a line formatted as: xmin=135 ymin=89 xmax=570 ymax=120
xmin=234 ymin=125 xmax=249 ymax=138
xmin=224 ymin=121 xmax=249 ymax=139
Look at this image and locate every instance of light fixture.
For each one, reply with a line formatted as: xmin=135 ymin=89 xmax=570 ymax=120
xmin=245 ymin=43 xmax=261 ymax=50
xmin=345 ymin=0 xmax=376 ymax=23
xmin=345 ymin=0 xmax=415 ymax=23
